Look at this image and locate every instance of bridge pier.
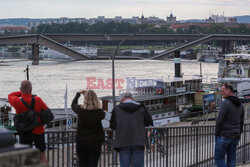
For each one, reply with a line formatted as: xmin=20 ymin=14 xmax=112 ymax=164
xmin=32 ymin=44 xmax=39 ymax=65
xmin=221 ymin=40 xmax=234 ymax=54
xmin=174 ymin=51 xmax=182 ymax=77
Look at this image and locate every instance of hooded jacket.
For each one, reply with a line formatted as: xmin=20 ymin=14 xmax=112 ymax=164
xmin=216 ymin=96 xmax=244 ymax=138
xmin=110 ymin=100 xmax=153 ymax=149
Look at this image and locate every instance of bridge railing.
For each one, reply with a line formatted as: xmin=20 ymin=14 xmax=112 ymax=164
xmin=14 ymin=124 xmax=250 ymax=167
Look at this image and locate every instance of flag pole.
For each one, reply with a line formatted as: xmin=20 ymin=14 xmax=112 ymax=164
xmin=64 ymin=84 xmax=68 ymax=129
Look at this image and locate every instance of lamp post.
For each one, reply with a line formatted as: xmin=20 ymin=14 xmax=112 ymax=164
xmin=112 ymin=25 xmax=160 ymax=109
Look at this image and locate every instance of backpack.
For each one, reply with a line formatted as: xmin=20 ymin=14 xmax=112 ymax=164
xmin=14 ymin=96 xmax=39 ymax=134
xmin=39 ymin=108 xmax=54 ymax=124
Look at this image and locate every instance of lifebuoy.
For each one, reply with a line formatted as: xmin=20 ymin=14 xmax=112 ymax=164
xmin=156 ymin=88 xmax=163 ymax=94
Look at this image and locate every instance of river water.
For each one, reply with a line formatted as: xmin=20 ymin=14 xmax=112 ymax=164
xmin=0 ymin=58 xmax=218 ymax=108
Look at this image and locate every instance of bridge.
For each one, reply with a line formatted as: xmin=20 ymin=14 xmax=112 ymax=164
xmin=44 ymin=34 xmax=207 ymax=42
xmin=41 ymin=34 xmax=250 ymax=42
xmin=0 ymin=34 xmax=250 ymax=64
xmin=152 ymin=34 xmax=250 ymax=60
xmin=0 ymin=35 xmax=90 ymax=65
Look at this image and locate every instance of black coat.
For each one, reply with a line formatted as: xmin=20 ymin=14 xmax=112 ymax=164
xmin=216 ymin=96 xmax=244 ymax=138
xmin=110 ymin=101 xmax=153 ymax=149
xmin=71 ymin=93 xmax=105 ymax=144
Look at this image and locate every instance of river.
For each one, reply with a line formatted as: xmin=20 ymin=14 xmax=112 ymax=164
xmin=0 ymin=59 xmax=218 ymax=108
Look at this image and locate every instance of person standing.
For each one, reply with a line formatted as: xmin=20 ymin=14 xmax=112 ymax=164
xmin=71 ymin=90 xmax=105 ymax=167
xmin=215 ymin=83 xmax=244 ymax=167
xmin=8 ymin=80 xmax=48 ymax=164
xmin=110 ymin=92 xmax=153 ymax=167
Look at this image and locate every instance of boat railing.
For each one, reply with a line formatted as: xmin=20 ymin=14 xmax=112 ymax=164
xmin=119 ymin=83 xmax=203 ymax=97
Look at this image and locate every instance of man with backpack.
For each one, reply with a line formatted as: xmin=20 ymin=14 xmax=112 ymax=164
xmin=8 ymin=80 xmax=48 ymax=164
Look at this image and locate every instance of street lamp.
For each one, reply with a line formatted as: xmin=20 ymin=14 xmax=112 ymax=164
xmin=112 ymin=25 xmax=161 ymax=108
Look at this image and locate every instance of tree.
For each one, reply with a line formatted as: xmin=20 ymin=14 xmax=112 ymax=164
xmin=31 ymin=22 xmax=250 ymax=35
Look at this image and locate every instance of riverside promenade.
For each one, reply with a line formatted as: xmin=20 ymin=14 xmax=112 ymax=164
xmin=12 ymin=122 xmax=250 ymax=167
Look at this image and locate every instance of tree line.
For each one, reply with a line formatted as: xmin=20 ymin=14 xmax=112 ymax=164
xmin=26 ymin=22 xmax=250 ymax=35
xmin=2 ymin=21 xmax=250 ymax=35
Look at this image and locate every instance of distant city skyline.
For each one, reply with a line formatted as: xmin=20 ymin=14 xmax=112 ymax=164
xmin=1 ymin=0 xmax=250 ymax=20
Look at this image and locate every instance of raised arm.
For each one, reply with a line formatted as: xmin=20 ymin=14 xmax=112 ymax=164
xmin=71 ymin=93 xmax=81 ymax=115
xmin=8 ymin=91 xmax=22 ymax=109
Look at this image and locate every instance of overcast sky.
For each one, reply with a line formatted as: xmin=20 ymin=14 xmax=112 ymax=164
xmin=1 ymin=0 xmax=250 ymax=20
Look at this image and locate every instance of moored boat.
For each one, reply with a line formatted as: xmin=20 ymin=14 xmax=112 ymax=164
xmin=218 ymin=53 xmax=250 ymax=96
xmin=100 ymin=76 xmax=204 ymax=126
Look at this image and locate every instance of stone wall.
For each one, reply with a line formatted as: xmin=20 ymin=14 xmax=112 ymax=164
xmin=0 ymin=148 xmax=46 ymax=167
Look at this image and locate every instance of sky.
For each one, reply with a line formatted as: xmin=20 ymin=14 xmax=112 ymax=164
xmin=1 ymin=0 xmax=250 ymax=20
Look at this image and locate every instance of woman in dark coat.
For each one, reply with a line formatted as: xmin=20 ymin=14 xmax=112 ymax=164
xmin=71 ymin=90 xmax=105 ymax=167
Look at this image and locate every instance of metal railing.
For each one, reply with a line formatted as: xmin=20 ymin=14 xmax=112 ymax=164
xmin=14 ymin=124 xmax=250 ymax=167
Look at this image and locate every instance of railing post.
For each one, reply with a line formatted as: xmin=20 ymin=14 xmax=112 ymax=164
xmin=112 ymin=131 xmax=118 ymax=166
xmin=166 ymin=128 xmax=169 ymax=167
xmin=243 ymin=124 xmax=246 ymax=164
xmin=196 ymin=127 xmax=199 ymax=165
xmin=46 ymin=132 xmax=50 ymax=165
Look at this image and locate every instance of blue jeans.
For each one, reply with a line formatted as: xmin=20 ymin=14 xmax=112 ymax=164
xmin=119 ymin=147 xmax=144 ymax=167
xmin=215 ymin=136 xmax=240 ymax=167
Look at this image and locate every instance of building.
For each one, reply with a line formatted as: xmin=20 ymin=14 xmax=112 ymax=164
xmin=139 ymin=14 xmax=167 ymax=25
xmin=206 ymin=14 xmax=238 ymax=24
xmin=228 ymin=17 xmax=237 ymax=24
xmin=140 ymin=14 xmax=147 ymax=24
xmin=27 ymin=17 xmax=89 ymax=27
xmin=166 ymin=13 xmax=177 ymax=24
xmin=205 ymin=17 xmax=214 ymax=23
xmin=27 ymin=15 xmax=169 ymax=27
xmin=0 ymin=26 xmax=29 ymax=34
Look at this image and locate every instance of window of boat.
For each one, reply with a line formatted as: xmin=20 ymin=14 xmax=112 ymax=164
xmin=55 ymin=121 xmax=60 ymax=126
xmin=237 ymin=69 xmax=242 ymax=75
xmin=162 ymin=113 xmax=165 ymax=117
xmin=155 ymin=115 xmax=159 ymax=119
xmin=151 ymin=100 xmax=154 ymax=105
xmin=46 ymin=122 xmax=53 ymax=128
xmin=63 ymin=120 xmax=66 ymax=125
xmin=74 ymin=118 xmax=77 ymax=123
xmin=179 ymin=81 xmax=183 ymax=87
